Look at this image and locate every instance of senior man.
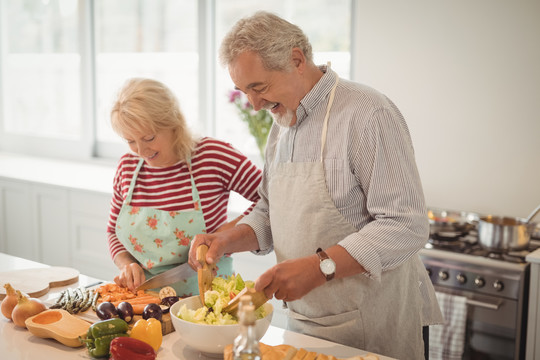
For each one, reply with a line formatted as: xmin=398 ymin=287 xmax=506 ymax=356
xmin=189 ymin=11 xmax=442 ymax=360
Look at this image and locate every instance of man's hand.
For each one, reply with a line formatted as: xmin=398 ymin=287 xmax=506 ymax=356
xmin=188 ymin=224 xmax=260 ymax=271
xmin=255 ymin=254 xmax=325 ymax=301
xmin=188 ymin=232 xmax=225 ymax=271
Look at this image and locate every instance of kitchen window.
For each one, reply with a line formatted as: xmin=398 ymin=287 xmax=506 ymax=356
xmin=0 ymin=0 xmax=352 ymax=164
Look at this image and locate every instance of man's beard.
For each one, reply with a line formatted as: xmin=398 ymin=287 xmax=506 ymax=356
xmin=269 ymin=107 xmax=295 ymax=128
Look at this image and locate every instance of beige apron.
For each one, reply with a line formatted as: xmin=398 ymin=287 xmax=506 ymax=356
xmin=268 ymin=75 xmax=425 ymax=359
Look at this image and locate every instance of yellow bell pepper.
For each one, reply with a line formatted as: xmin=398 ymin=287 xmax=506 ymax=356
xmin=130 ymin=318 xmax=162 ymax=351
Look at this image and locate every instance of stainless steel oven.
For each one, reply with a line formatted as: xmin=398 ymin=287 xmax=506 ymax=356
xmin=420 ymin=233 xmax=536 ymax=360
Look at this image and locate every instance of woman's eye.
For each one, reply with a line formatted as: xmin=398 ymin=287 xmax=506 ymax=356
xmin=144 ymin=136 xmax=155 ymax=142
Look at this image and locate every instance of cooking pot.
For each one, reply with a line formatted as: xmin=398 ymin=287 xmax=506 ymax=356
xmin=478 ymin=203 xmax=540 ymax=251
xmin=427 ymin=207 xmax=478 ymax=237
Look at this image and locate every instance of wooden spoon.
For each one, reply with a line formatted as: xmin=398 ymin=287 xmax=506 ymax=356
xmin=196 ymin=245 xmax=214 ymax=306
xmin=223 ymin=287 xmax=269 ymax=317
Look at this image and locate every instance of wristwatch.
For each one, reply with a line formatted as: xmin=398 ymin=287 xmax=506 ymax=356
xmin=316 ymin=248 xmax=336 ymax=281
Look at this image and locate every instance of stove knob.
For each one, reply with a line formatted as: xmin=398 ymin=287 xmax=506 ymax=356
xmin=493 ymin=280 xmax=504 ymax=291
xmin=438 ymin=270 xmax=449 ymax=281
xmin=456 ymin=273 xmax=467 ymax=284
xmin=474 ymin=277 xmax=485 ymax=288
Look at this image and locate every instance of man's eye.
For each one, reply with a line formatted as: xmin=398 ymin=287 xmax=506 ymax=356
xmin=254 ymin=86 xmax=267 ymax=94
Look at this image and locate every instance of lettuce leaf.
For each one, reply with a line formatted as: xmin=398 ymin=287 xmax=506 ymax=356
xmin=175 ymin=274 xmax=266 ymax=325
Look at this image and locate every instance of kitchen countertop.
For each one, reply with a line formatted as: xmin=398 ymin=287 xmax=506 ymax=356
xmin=0 ymin=253 xmax=394 ymax=360
xmin=526 ymin=248 xmax=540 ymax=264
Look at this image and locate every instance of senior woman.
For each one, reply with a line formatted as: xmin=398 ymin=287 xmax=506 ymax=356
xmin=106 ymin=78 xmax=262 ymax=296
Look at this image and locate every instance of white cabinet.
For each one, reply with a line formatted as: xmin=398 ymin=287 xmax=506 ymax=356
xmin=33 ymin=185 xmax=70 ymax=266
xmin=69 ymin=191 xmax=117 ymax=281
xmin=0 ymin=179 xmax=38 ymax=260
xmin=0 ymin=177 xmax=117 ymax=281
xmin=0 ymin=180 xmax=72 ymax=266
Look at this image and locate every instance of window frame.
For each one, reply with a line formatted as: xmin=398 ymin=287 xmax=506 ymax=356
xmin=0 ymin=0 xmax=356 ymax=163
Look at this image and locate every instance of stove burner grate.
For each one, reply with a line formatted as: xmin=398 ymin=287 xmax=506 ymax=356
xmin=427 ymin=233 xmax=536 ymax=264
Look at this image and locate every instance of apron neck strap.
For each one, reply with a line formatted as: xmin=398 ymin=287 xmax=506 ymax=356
xmin=125 ymin=158 xmax=145 ymax=205
xmin=186 ymin=157 xmax=202 ymax=204
xmin=124 ymin=157 xmax=201 ymax=206
xmin=320 ymin=71 xmax=340 ymax=162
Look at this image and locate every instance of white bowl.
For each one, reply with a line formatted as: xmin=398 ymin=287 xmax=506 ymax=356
xmin=170 ymin=295 xmax=273 ymax=356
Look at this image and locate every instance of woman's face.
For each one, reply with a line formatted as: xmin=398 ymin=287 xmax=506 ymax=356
xmin=122 ymin=128 xmax=179 ymax=167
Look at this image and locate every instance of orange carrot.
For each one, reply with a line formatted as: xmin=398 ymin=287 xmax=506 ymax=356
xmin=111 ymin=296 xmax=161 ymax=307
xmin=131 ymin=303 xmax=147 ymax=315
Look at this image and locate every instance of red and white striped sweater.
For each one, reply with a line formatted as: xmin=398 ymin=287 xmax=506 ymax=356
xmin=107 ymin=137 xmax=262 ymax=260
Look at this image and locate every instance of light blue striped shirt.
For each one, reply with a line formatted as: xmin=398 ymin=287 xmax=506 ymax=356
xmin=240 ymin=66 xmax=430 ymax=282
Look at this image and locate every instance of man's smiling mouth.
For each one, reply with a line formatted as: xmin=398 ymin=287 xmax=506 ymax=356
xmin=264 ymin=102 xmax=280 ymax=113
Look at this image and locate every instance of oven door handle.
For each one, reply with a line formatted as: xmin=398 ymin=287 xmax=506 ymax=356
xmin=466 ymin=298 xmax=501 ymax=310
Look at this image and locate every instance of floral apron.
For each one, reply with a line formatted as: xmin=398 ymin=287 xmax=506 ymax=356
xmin=116 ymin=158 xmax=233 ymax=297
xmin=267 ymin=74 xmax=430 ymax=359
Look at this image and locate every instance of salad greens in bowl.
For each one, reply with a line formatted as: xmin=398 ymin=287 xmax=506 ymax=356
xmin=170 ymin=275 xmax=273 ymax=355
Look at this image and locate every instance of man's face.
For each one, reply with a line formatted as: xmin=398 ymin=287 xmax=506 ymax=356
xmin=229 ymin=51 xmax=304 ymax=127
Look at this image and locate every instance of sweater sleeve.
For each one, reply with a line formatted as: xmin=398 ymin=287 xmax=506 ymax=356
xmin=106 ymin=159 xmax=129 ymax=261
xmin=227 ymin=150 xmax=262 ymax=216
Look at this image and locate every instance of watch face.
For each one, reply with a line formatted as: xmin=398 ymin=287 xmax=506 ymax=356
xmin=320 ymin=259 xmax=336 ymax=275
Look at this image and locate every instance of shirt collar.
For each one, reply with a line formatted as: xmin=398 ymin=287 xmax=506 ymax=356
xmin=295 ymin=65 xmax=338 ymax=126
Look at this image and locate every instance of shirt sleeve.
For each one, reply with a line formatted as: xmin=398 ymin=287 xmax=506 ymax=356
xmin=338 ymin=104 xmax=429 ymax=282
xmin=106 ymin=161 xmax=128 ymax=261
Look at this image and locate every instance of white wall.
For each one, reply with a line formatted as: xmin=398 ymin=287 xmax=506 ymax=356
xmin=352 ymin=0 xmax=540 ymax=219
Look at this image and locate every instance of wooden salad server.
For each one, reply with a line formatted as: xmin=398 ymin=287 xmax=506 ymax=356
xmin=223 ymin=287 xmax=269 ymax=317
xmin=196 ymin=245 xmax=214 ymax=306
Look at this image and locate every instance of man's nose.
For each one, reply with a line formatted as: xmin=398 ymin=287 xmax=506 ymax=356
xmin=247 ymin=92 xmax=263 ymax=111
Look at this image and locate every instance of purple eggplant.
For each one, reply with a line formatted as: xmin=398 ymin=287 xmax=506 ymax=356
xmin=117 ymin=301 xmax=134 ymax=323
xmin=142 ymin=303 xmax=163 ymax=321
xmin=96 ymin=301 xmax=118 ymax=320
xmin=161 ymin=296 xmax=180 ymax=307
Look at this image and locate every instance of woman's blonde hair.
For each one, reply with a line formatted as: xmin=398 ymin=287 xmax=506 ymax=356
xmin=111 ymin=78 xmax=196 ymax=163
xmin=219 ymin=11 xmax=313 ymax=71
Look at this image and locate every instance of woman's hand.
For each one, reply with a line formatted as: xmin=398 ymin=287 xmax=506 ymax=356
xmin=113 ymin=252 xmax=146 ymax=292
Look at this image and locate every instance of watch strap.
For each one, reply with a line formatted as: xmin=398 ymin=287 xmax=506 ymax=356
xmin=316 ymin=248 xmax=335 ymax=281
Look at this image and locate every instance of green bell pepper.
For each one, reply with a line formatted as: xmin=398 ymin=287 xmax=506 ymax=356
xmin=81 ymin=318 xmax=130 ymax=358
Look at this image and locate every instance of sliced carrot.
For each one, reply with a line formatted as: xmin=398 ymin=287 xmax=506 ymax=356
xmin=131 ymin=304 xmax=147 ymax=315
xmin=111 ymin=296 xmax=161 ymax=307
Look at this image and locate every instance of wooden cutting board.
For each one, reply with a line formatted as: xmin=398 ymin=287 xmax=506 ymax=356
xmin=0 ymin=267 xmax=79 ymax=300
xmin=59 ymin=286 xmax=175 ymax=335
xmin=76 ymin=307 xmax=174 ymax=335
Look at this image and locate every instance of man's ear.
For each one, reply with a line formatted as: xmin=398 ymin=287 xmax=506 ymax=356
xmin=291 ymin=48 xmax=306 ymax=72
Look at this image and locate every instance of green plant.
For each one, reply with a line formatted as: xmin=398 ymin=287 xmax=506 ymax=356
xmin=228 ymin=90 xmax=273 ymax=159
